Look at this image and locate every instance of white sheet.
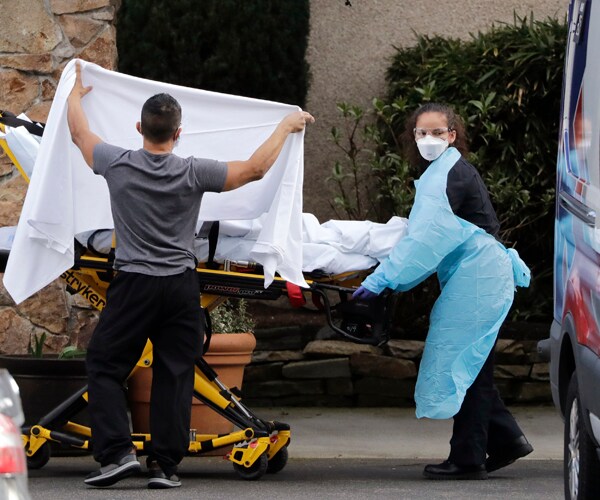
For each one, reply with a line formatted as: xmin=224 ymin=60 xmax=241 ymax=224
xmin=0 ymin=114 xmax=42 ymax=179
xmin=194 ymin=214 xmax=408 ymax=274
xmin=3 ymin=59 xmax=307 ymax=304
xmin=0 ymin=226 xmax=16 ymax=251
xmin=3 ymin=213 xmax=408 ymax=276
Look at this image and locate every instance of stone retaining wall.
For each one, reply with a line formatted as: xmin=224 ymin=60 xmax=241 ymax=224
xmin=242 ymin=325 xmax=551 ymax=407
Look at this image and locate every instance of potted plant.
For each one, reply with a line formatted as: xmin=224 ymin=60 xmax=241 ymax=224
xmin=127 ymin=299 xmax=256 ymax=442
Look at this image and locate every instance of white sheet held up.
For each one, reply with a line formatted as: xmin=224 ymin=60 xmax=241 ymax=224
xmin=3 ymin=59 xmax=307 ymax=304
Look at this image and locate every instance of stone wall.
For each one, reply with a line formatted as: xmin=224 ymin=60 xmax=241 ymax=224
xmin=0 ymin=0 xmax=120 ymax=355
xmin=243 ymin=322 xmax=551 ymax=407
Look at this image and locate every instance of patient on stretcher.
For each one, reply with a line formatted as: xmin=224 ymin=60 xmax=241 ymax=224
xmin=74 ymin=214 xmax=408 ymax=276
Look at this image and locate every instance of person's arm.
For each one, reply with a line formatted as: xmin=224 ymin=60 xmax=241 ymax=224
xmin=222 ymin=111 xmax=314 ymax=191
xmin=67 ymin=61 xmax=103 ymax=168
xmin=446 ymin=161 xmax=467 ymax=213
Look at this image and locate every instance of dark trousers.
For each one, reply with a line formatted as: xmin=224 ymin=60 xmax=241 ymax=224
xmin=86 ymin=268 xmax=202 ymax=475
xmin=448 ymin=344 xmax=524 ymax=466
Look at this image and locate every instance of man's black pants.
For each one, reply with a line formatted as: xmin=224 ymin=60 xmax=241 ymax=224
xmin=86 ymin=268 xmax=202 ymax=476
xmin=448 ymin=343 xmax=524 ymax=466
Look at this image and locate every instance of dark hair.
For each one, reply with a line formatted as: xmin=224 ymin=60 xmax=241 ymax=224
xmin=400 ymin=102 xmax=469 ymax=168
xmin=140 ymin=93 xmax=182 ymax=143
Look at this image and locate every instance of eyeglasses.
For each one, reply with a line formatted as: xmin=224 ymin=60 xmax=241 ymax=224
xmin=414 ymin=127 xmax=451 ymax=139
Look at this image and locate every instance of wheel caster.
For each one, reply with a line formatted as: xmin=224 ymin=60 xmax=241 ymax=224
xmin=267 ymin=446 xmax=288 ymax=474
xmin=232 ymin=452 xmax=268 ymax=480
xmin=26 ymin=442 xmax=51 ymax=470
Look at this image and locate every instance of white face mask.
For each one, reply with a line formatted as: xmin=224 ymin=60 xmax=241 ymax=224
xmin=416 ymin=135 xmax=449 ymax=162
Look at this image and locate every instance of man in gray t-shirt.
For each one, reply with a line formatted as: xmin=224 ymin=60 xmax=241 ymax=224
xmin=67 ymin=61 xmax=313 ymax=489
xmin=93 ymin=143 xmax=227 ymax=275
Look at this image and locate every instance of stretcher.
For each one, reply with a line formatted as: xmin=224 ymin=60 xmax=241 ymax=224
xmin=22 ymin=253 xmax=390 ymax=480
xmin=0 ymin=111 xmax=393 ymax=480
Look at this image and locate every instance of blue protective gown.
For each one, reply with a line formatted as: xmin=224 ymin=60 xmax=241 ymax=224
xmin=362 ymin=147 xmax=530 ymax=419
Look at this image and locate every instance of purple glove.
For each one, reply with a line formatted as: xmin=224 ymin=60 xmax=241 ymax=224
xmin=352 ymin=285 xmax=379 ymax=301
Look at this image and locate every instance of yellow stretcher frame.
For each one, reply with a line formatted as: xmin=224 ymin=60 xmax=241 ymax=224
xmin=0 ymin=112 xmax=34 ymax=183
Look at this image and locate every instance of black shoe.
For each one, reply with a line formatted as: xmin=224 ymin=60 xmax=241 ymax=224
xmin=423 ymin=460 xmax=488 ymax=480
xmin=486 ymin=435 xmax=533 ymax=473
xmin=147 ymin=461 xmax=181 ymax=489
xmin=84 ymin=450 xmax=141 ymax=487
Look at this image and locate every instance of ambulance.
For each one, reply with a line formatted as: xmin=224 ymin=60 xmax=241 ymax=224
xmin=539 ymin=0 xmax=600 ymax=498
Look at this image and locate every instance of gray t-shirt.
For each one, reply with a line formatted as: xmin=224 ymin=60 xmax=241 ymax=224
xmin=93 ymin=143 xmax=227 ymax=275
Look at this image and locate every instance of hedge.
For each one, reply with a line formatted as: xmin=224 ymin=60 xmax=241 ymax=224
xmin=329 ymin=15 xmax=567 ymax=327
xmin=116 ymin=0 xmax=310 ymax=107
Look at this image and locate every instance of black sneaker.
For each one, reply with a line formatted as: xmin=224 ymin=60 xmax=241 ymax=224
xmin=84 ymin=451 xmax=141 ymax=487
xmin=147 ymin=461 xmax=181 ymax=489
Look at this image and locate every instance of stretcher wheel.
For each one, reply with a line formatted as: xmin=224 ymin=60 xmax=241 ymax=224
xmin=232 ymin=453 xmax=268 ymax=481
xmin=26 ymin=442 xmax=50 ymax=470
xmin=267 ymin=446 xmax=288 ymax=474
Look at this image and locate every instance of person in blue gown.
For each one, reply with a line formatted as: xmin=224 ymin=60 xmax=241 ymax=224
xmin=353 ymin=103 xmax=533 ymax=479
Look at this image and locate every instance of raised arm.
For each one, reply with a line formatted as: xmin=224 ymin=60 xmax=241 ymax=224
xmin=223 ymin=111 xmax=314 ymax=191
xmin=67 ymin=61 xmax=103 ymax=168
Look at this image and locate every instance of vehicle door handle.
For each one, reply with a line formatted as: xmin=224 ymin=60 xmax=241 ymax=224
xmin=559 ymin=192 xmax=596 ymax=227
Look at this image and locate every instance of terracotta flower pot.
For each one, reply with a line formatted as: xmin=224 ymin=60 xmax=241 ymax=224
xmin=127 ymin=333 xmax=256 ymax=442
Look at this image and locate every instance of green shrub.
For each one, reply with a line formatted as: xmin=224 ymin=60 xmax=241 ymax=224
xmin=117 ymin=0 xmax=310 ymax=106
xmin=329 ymin=15 xmax=567 ymax=327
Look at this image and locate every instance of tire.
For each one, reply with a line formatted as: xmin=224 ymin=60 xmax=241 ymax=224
xmin=564 ymin=373 xmax=600 ymax=499
xmin=26 ymin=442 xmax=51 ymax=470
xmin=232 ymin=452 xmax=268 ymax=481
xmin=267 ymin=446 xmax=289 ymax=474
